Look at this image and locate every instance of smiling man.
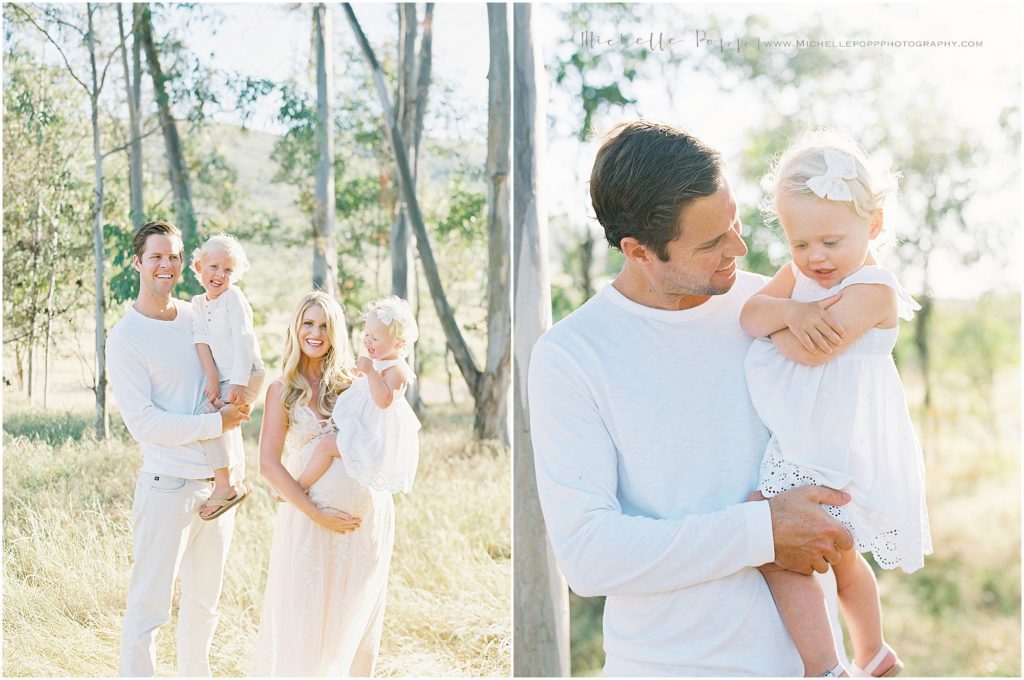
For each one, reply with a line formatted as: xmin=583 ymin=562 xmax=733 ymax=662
xmin=106 ymin=220 xmax=250 ymax=676
xmin=528 ymin=122 xmax=854 ymax=675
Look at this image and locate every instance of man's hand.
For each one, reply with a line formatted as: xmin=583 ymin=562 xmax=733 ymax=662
xmin=225 ymin=383 xmax=246 ymax=405
xmin=219 ymin=402 xmax=251 ymax=432
xmin=759 ymin=485 xmax=854 ymax=575
xmin=781 ymin=293 xmax=845 ymax=354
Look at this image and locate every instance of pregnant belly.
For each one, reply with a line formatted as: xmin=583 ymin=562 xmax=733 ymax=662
xmin=307 ymin=458 xmax=373 ymax=517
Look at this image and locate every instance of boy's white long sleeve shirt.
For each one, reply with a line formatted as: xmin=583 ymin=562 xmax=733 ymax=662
xmin=107 ymin=299 xmax=243 ymax=479
xmin=528 ymin=272 xmax=842 ymax=675
xmin=191 ymin=286 xmax=264 ymax=387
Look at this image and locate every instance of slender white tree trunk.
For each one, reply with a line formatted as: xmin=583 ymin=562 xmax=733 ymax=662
xmin=87 ymin=4 xmax=107 ymax=438
xmin=313 ymin=3 xmax=338 ymax=297
xmin=479 ymin=2 xmax=512 ymax=444
xmin=118 ymin=3 xmax=144 ymax=230
xmin=513 ymin=3 xmax=569 ymax=674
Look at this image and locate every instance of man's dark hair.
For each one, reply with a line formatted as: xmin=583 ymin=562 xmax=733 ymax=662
xmin=590 ymin=121 xmax=724 ymax=261
xmin=132 ymin=220 xmax=183 ymax=260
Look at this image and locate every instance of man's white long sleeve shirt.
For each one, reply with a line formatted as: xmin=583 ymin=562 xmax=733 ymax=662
xmin=107 ymin=299 xmax=243 ymax=479
xmin=528 ymin=272 xmax=841 ymax=675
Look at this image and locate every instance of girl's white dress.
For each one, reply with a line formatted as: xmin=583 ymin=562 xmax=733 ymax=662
xmin=333 ymin=358 xmax=421 ymax=494
xmin=745 ymin=264 xmax=932 ymax=572
xmin=250 ymin=403 xmax=396 ymax=676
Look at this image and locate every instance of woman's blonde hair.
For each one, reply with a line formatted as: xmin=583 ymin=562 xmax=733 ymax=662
xmin=760 ymin=130 xmax=900 ymax=226
xmin=190 ymin=233 xmax=250 ymax=283
xmin=279 ymin=291 xmax=355 ymax=417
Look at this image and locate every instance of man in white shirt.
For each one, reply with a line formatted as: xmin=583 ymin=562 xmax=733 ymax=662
xmin=107 ymin=220 xmax=251 ymax=677
xmin=528 ymin=122 xmax=855 ymax=675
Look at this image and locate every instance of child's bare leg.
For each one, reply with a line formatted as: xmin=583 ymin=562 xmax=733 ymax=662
xmin=833 ymin=550 xmax=897 ymax=675
xmin=759 ymin=564 xmax=843 ymax=676
xmin=209 ymin=466 xmax=240 ymax=498
xmin=199 ymin=467 xmax=246 ymax=518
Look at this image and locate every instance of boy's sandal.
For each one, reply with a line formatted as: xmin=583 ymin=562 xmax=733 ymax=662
xmin=852 ymin=643 xmax=903 ymax=677
xmin=199 ymin=488 xmax=249 ymax=521
xmin=821 ymin=663 xmax=850 ymax=677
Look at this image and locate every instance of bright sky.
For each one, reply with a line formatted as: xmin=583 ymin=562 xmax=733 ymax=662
xmin=176 ymin=2 xmax=491 ymax=135
xmin=535 ymin=2 xmax=1021 ymax=299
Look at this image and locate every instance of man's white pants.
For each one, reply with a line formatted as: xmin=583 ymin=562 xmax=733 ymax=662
xmin=119 ymin=472 xmax=234 ymax=677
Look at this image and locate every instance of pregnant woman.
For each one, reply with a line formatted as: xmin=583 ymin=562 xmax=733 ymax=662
xmin=250 ymin=291 xmax=397 ymax=676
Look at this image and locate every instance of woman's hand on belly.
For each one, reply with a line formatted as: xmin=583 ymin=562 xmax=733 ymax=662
xmin=313 ymin=506 xmax=361 ymax=534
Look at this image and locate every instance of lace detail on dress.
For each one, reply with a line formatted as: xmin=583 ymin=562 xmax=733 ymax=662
xmin=341 ymin=455 xmax=414 ymax=493
xmin=284 ymin=404 xmax=337 ymax=467
xmin=758 ymin=445 xmax=905 ymax=570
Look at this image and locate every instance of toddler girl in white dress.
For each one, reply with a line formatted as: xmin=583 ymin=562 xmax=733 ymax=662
xmin=191 ymin=234 xmax=265 ymax=519
xmin=741 ymin=135 xmax=931 ymax=677
xmin=297 ymin=295 xmax=421 ymax=500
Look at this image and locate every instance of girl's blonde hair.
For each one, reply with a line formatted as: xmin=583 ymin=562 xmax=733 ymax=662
xmin=279 ymin=291 xmax=355 ymax=417
xmin=760 ymin=131 xmax=900 ymax=226
xmin=365 ymin=296 xmax=418 ymax=358
xmin=190 ymin=234 xmax=250 ymax=283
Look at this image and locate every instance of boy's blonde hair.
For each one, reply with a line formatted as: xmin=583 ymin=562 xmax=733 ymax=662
xmin=761 ymin=131 xmax=900 ymax=226
xmin=190 ymin=234 xmax=250 ymax=283
xmin=365 ymin=296 xmax=418 ymax=358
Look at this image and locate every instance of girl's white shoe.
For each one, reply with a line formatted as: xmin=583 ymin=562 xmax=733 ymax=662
xmin=820 ymin=662 xmax=850 ymax=677
xmin=851 ymin=643 xmax=903 ymax=677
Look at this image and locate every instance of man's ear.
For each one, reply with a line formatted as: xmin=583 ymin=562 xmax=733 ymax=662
xmin=620 ymin=237 xmax=652 ymax=264
xmin=132 ymin=255 xmax=142 ymax=273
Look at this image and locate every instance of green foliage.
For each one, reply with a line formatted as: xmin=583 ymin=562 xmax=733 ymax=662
xmin=104 ymin=222 xmax=139 ymax=305
xmin=432 ymin=178 xmax=487 ymax=241
xmin=569 ymin=593 xmax=605 ymax=675
xmin=552 ymin=4 xmax=652 ymax=140
xmin=2 ymin=46 xmax=93 ymax=371
xmin=2 ymin=410 xmax=92 ymax=445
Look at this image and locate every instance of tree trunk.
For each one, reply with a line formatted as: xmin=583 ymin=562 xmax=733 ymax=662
xmin=28 ymin=200 xmax=42 ymax=403
xmin=44 ymin=263 xmax=55 ymax=410
xmin=344 ymin=4 xmax=481 ymax=398
xmin=512 ymin=4 xmax=570 ymax=675
xmin=312 ymin=4 xmax=338 ymax=297
xmin=477 ymin=2 xmax=512 ymax=444
xmin=43 ymin=206 xmax=58 ymax=409
xmin=118 ymin=3 xmax=144 ymax=230
xmin=392 ymin=3 xmax=422 ymax=414
xmin=579 ymin=228 xmax=595 ymax=301
xmin=914 ymin=292 xmax=934 ymax=456
xmin=412 ymin=4 xmax=434 ymax=167
xmin=139 ymin=3 xmax=196 ymax=245
xmin=87 ymin=4 xmax=107 ymax=439
xmin=391 ymin=3 xmax=416 ymax=302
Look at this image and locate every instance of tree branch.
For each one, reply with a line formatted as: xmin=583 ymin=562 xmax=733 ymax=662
xmin=11 ymin=5 xmax=91 ymax=93
xmin=101 ymin=125 xmax=160 ymax=159
xmin=343 ymin=2 xmax=482 ymax=393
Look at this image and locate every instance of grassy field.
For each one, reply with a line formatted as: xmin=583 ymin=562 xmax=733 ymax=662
xmin=567 ymin=366 xmax=1021 ymax=676
xmin=2 ymin=394 xmax=510 ymax=677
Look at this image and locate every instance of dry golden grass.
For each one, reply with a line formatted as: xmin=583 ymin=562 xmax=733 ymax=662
xmin=3 ymin=401 xmax=510 ymax=676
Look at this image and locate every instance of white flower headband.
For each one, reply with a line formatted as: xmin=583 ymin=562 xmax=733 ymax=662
xmin=806 ymin=149 xmax=858 ymax=201
xmin=371 ymin=297 xmax=419 ymax=348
